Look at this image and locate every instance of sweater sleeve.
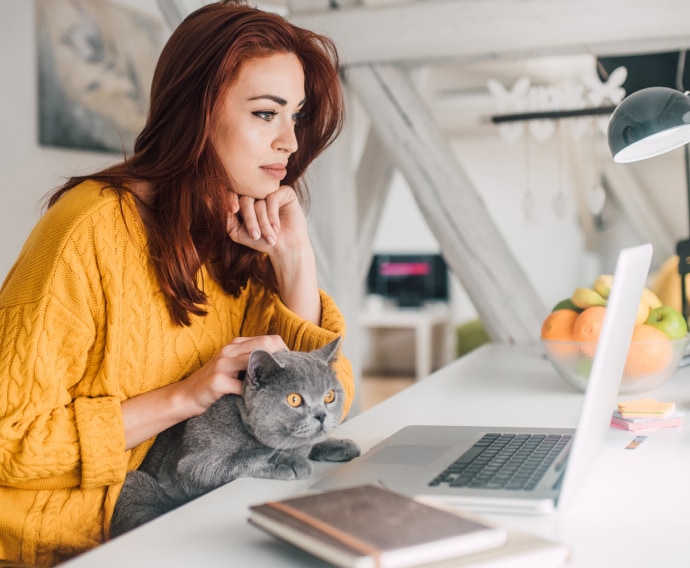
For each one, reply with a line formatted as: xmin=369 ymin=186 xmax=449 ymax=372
xmin=0 ymin=188 xmax=134 ymax=490
xmin=0 ymin=297 xmax=128 ymax=490
xmin=241 ymin=284 xmax=355 ymax=418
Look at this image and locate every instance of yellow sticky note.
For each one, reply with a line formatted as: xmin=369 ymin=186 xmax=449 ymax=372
xmin=618 ymin=398 xmax=676 ymax=418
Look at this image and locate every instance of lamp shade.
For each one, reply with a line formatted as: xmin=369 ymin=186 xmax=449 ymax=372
xmin=607 ymin=86 xmax=690 ymax=163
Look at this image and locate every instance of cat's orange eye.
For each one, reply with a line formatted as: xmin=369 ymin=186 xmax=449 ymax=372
xmin=287 ymin=393 xmax=302 ymax=407
xmin=324 ymin=390 xmax=336 ymax=404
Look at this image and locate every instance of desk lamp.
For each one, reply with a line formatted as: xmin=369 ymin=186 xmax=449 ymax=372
xmin=607 ymin=86 xmax=690 ymax=324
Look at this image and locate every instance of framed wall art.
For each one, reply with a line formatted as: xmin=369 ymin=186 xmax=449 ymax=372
xmin=36 ymin=0 xmax=166 ymax=154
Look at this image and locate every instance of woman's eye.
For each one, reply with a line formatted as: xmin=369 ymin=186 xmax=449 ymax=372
xmin=292 ymin=110 xmax=306 ymax=123
xmin=287 ymin=393 xmax=302 ymax=407
xmin=324 ymin=390 xmax=335 ymax=404
xmin=253 ymin=110 xmax=277 ymax=121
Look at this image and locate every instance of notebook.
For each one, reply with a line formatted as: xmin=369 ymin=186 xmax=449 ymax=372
xmin=312 ymin=244 xmax=653 ymax=514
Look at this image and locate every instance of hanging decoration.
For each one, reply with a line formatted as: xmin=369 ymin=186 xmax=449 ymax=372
xmin=522 ymin=136 xmax=536 ymax=221
xmin=583 ymin=66 xmax=628 ymax=135
xmin=587 ymin=124 xmax=607 ymax=217
xmin=586 ymin=183 xmax=607 ymax=217
xmin=486 ymin=77 xmax=530 ymax=143
xmin=553 ymin=123 xmax=566 ymax=218
xmin=488 ymin=66 xmax=628 ymax=143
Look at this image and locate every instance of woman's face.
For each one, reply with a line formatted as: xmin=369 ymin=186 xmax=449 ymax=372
xmin=212 ymin=52 xmax=305 ymax=199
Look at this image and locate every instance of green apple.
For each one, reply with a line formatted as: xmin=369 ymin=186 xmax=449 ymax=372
xmin=575 ymin=356 xmax=594 ymax=379
xmin=552 ymin=298 xmax=582 ymax=312
xmin=645 ymin=306 xmax=688 ymax=340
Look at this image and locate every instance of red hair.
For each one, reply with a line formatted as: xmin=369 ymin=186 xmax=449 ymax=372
xmin=48 ymin=0 xmax=344 ymax=325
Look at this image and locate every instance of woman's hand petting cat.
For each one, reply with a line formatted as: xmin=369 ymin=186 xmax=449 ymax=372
xmin=226 ymin=185 xmax=310 ymax=254
xmin=180 ymin=335 xmax=288 ymax=417
xmin=121 ymin=335 xmax=288 ymax=451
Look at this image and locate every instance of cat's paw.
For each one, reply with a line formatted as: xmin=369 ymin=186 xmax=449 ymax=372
xmin=271 ymin=453 xmax=313 ymax=480
xmin=309 ymin=438 xmax=361 ymax=462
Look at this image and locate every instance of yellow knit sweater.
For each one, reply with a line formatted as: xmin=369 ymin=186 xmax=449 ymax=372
xmin=0 ymin=181 xmax=354 ymax=566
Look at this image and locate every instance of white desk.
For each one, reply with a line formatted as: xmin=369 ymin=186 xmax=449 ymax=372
xmin=359 ymin=301 xmax=453 ymax=381
xmin=64 ymin=344 xmax=690 ymax=567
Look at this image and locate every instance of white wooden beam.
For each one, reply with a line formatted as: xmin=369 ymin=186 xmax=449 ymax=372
xmin=603 ymin=163 xmax=676 ymax=261
xmin=286 ymin=0 xmax=331 ymax=14
xmin=157 ymin=0 xmax=203 ymax=28
xmin=348 ymin=64 xmax=548 ymax=345
xmin=291 ymin=0 xmax=690 ymax=66
xmin=288 ymin=0 xmax=362 ymax=13
xmin=306 ymin=88 xmax=363 ymax=413
xmin=355 ymin=128 xmax=394 ymax=282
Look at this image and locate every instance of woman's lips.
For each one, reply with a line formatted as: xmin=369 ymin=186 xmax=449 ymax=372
xmin=261 ymin=164 xmax=287 ymax=180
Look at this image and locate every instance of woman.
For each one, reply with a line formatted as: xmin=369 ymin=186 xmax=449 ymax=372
xmin=0 ymin=1 xmax=354 ymax=565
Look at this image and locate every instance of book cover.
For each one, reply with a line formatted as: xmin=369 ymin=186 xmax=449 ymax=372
xmin=247 ymin=485 xmax=508 ymax=568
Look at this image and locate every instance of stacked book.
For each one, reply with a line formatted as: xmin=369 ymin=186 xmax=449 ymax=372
xmin=610 ymin=398 xmax=684 ymax=432
xmin=248 ymin=484 xmax=570 ymax=567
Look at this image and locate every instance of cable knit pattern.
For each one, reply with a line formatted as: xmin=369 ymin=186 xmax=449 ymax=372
xmin=0 ymin=181 xmax=354 ymax=566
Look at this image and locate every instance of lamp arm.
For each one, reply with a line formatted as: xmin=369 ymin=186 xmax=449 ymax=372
xmin=685 ymin=144 xmax=690 ymax=234
xmin=677 ymin=238 xmax=690 ymax=325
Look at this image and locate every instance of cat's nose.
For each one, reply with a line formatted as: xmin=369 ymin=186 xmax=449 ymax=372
xmin=314 ymin=412 xmax=326 ymax=424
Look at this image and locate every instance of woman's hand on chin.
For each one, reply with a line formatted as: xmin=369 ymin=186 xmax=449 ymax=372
xmin=226 ymin=185 xmax=321 ymax=324
xmin=226 ymin=185 xmax=309 ymax=254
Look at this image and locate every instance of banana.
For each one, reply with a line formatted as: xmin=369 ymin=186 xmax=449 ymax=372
xmin=651 ymin=255 xmax=683 ymax=312
xmin=571 ymin=287 xmax=607 ymax=309
xmin=641 ymin=287 xmax=662 ymax=310
xmin=635 ymin=301 xmax=650 ymax=325
xmin=593 ymin=274 xmax=614 ymax=299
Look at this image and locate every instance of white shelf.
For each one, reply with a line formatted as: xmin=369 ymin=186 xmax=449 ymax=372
xmin=359 ymin=301 xmax=453 ymax=381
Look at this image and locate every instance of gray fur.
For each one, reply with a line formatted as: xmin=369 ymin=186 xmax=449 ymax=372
xmin=110 ymin=337 xmax=359 ymax=538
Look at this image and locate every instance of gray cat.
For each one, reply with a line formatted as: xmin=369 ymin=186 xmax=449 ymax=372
xmin=110 ymin=337 xmax=360 ymax=538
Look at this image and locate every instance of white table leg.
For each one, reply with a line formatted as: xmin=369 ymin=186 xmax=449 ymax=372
xmin=416 ymin=321 xmax=432 ymax=381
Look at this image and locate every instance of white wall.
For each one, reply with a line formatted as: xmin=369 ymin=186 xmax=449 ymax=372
xmin=0 ymin=0 xmax=163 ymax=280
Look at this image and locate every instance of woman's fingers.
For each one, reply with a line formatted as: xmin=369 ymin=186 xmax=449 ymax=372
xmin=252 ymin=199 xmax=276 ymax=245
xmin=225 ymin=334 xmax=288 ymax=353
xmin=216 ymin=335 xmax=288 ymax=373
xmin=229 ymin=186 xmax=298 ymax=246
xmin=238 ymin=195 xmax=261 ymax=241
xmin=186 ymin=335 xmax=288 ymax=411
xmin=214 ymin=335 xmax=288 ymax=385
xmin=265 ymin=187 xmax=291 ymax=232
xmin=230 ymin=196 xmax=276 ymax=246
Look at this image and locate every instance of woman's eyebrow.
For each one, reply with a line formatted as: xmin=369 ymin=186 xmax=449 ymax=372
xmin=249 ymin=94 xmax=306 ymax=107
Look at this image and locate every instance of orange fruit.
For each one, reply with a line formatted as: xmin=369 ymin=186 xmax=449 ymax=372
xmin=572 ymin=306 xmax=607 ymax=342
xmin=541 ymin=309 xmax=579 ymax=359
xmin=572 ymin=306 xmax=606 ymax=356
xmin=541 ymin=309 xmax=578 ymax=340
xmin=624 ymin=324 xmax=673 ymax=376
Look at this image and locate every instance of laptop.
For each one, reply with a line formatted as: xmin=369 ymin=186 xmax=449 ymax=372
xmin=312 ymin=244 xmax=653 ymax=514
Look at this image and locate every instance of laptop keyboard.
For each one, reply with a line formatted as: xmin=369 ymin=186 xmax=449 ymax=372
xmin=429 ymin=432 xmax=572 ymax=491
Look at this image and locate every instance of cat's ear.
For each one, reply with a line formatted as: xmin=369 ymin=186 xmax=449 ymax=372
xmin=314 ymin=337 xmax=341 ymax=364
xmin=246 ymin=349 xmax=285 ymax=385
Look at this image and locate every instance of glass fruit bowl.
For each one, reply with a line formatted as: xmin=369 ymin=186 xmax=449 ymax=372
xmin=541 ymin=335 xmax=689 ymax=393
